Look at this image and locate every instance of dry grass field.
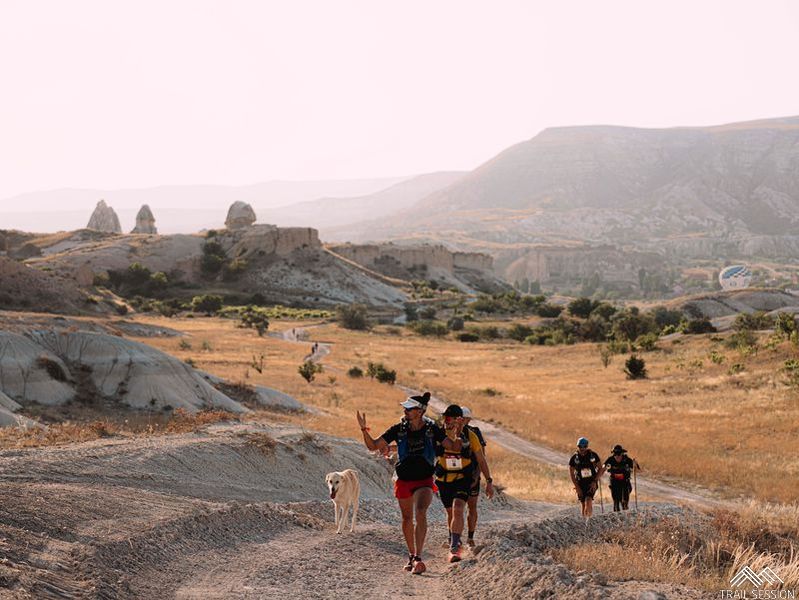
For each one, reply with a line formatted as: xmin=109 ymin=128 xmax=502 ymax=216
xmin=134 ymin=315 xmax=798 ymax=503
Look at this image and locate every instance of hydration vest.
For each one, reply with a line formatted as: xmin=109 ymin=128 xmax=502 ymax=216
xmin=396 ymin=416 xmax=437 ymax=467
xmin=435 ymin=429 xmax=475 ymax=477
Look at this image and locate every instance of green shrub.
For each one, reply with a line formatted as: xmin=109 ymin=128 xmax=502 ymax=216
xmin=404 ymin=303 xmax=419 ymax=322
xmin=458 ymin=332 xmax=479 ymax=342
xmin=238 ymin=305 xmax=270 ymax=336
xmin=733 ymin=311 xmax=773 ymax=332
xmin=447 ymin=316 xmax=465 ymax=331
xmin=775 ymin=312 xmax=798 ymax=337
xmin=537 ymin=303 xmax=563 ymax=318
xmin=652 ymin=306 xmax=684 ymax=329
xmin=366 ymin=361 xmax=396 ymax=384
xmin=579 ymin=314 xmax=611 ymax=342
xmin=624 ymin=355 xmax=647 ymax=379
xmin=634 ymin=332 xmax=659 ymax=352
xmin=347 ymin=366 xmax=364 ymax=378
xmin=409 ymin=320 xmax=449 ymax=337
xmin=728 ymin=363 xmax=745 ymax=375
xmin=682 ymin=318 xmax=716 ymax=334
xmin=725 ymin=329 xmax=757 ymax=350
xmin=191 ymin=294 xmax=223 ymax=315
xmin=611 ymin=308 xmax=657 ymax=341
xmin=568 ymin=297 xmax=598 ymax=319
xmin=507 ymin=323 xmax=534 ymax=342
xmin=590 ymin=302 xmax=617 ymax=320
xmin=336 ymin=303 xmax=370 ymax=330
xmin=298 ymin=360 xmax=323 ymax=383
xmin=200 ymin=240 xmax=227 ymax=277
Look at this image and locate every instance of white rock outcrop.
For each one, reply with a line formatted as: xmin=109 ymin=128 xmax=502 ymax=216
xmin=29 ymin=331 xmax=249 ymax=414
xmin=86 ymin=200 xmax=122 ymax=233
xmin=131 ymin=204 xmax=157 ymax=234
xmin=0 ymin=332 xmax=75 ymax=405
xmin=225 ymin=201 xmax=257 ymax=230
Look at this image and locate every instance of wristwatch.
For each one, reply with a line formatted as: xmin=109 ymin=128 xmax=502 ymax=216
xmin=486 ymin=477 xmax=493 ymax=483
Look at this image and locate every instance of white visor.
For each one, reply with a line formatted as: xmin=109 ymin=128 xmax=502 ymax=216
xmin=401 ymin=398 xmax=425 ymax=410
xmin=461 ymin=406 xmax=472 ymax=418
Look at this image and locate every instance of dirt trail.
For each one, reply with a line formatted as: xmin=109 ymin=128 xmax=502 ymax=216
xmin=284 ymin=325 xmax=728 ymax=510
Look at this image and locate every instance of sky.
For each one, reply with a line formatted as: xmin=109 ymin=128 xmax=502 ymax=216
xmin=1 ymin=0 xmax=798 ymax=202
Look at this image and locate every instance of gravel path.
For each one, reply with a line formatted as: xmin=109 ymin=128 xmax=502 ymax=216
xmin=284 ymin=325 xmax=728 ymax=510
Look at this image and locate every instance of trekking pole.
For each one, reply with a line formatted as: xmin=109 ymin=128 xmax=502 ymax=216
xmin=598 ymin=474 xmax=604 ymax=514
xmin=633 ymin=462 xmax=639 ymax=511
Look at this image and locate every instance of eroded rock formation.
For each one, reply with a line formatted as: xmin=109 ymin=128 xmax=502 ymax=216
xmin=225 ymin=201 xmax=257 ymax=230
xmin=131 ymin=204 xmax=157 ymax=234
xmin=87 ymin=200 xmax=122 ymax=233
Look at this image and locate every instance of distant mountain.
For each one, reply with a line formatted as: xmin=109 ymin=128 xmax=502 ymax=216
xmin=337 ymin=117 xmax=799 ymax=257
xmin=267 ymin=171 xmax=465 ymax=233
xmin=0 ymin=177 xmax=409 ymax=234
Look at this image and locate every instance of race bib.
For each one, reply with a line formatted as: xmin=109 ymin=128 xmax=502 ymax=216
xmin=580 ymin=468 xmax=593 ymax=478
xmin=445 ymin=456 xmax=463 ymax=470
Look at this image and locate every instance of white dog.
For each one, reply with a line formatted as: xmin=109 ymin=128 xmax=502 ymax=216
xmin=325 ymin=469 xmax=360 ymax=533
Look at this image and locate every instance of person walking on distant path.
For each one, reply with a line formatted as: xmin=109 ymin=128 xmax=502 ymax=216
xmin=357 ymin=392 xmax=464 ymax=575
xmin=569 ymin=437 xmax=604 ymax=518
xmin=461 ymin=406 xmax=489 ymax=547
xmin=603 ymin=444 xmax=640 ymax=511
xmin=436 ymin=405 xmax=494 ymax=563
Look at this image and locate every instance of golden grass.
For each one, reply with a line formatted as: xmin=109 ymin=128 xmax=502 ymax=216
xmin=125 ymin=315 xmax=799 ymax=502
xmin=552 ymin=503 xmax=799 ymax=592
xmin=487 ymin=444 xmax=575 ymax=503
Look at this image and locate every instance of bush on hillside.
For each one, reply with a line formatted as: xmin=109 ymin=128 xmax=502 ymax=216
xmin=191 ymin=294 xmax=223 ymax=315
xmin=624 ymin=355 xmax=647 ymax=379
xmin=568 ymin=297 xmax=598 ymax=319
xmin=336 ymin=303 xmax=370 ymax=330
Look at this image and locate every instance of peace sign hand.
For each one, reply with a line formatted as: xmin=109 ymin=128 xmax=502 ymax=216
xmin=356 ymin=411 xmax=367 ymax=431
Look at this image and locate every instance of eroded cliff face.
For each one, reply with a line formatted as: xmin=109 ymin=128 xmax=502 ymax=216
xmin=328 ymin=243 xmax=493 ymax=277
xmin=226 ymin=225 xmax=321 ymax=259
xmin=498 ymin=245 xmax=664 ymax=286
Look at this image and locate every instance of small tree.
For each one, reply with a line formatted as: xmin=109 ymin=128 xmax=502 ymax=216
xmin=404 ymin=303 xmax=419 ymax=322
xmin=599 ymin=345 xmax=613 ymax=368
xmin=537 ymin=303 xmax=563 ymax=318
xmin=419 ymin=306 xmax=437 ymax=320
xmin=191 ymin=294 xmax=223 ymax=315
xmin=568 ymin=297 xmax=597 ymax=319
xmin=624 ymin=355 xmax=647 ymax=379
xmin=298 ymin=360 xmax=322 ymax=383
xmin=336 ymin=303 xmax=370 ymax=330
xmin=238 ymin=305 xmax=269 ymax=336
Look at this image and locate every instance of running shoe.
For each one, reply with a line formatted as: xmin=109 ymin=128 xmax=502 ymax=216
xmin=448 ymin=547 xmax=462 ymax=563
xmin=403 ymin=555 xmax=415 ymax=572
xmin=411 ymin=558 xmax=426 ymax=575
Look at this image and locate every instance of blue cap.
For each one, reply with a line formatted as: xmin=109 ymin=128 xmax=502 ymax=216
xmin=577 ymin=437 xmax=589 ymax=448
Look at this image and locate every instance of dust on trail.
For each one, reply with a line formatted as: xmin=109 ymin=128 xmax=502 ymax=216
xmin=285 ymin=325 xmax=728 ymax=510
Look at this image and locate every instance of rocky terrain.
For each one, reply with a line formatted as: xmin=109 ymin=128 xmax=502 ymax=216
xmin=0 ymin=257 xmax=98 ymax=315
xmin=0 ymin=418 xmax=705 ymax=599
xmin=0 ymin=316 xmax=304 ymax=426
xmin=327 ymin=242 xmax=505 ymax=293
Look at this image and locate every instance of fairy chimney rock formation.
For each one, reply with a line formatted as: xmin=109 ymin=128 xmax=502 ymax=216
xmin=131 ymin=204 xmax=157 ymax=234
xmin=86 ymin=200 xmax=122 ymax=233
xmin=225 ymin=201 xmax=257 ymax=230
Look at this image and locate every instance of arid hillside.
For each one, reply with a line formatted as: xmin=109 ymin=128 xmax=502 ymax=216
xmin=336 ymin=116 xmax=799 ymax=261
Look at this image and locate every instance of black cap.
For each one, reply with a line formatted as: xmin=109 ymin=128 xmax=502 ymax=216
xmin=443 ymin=404 xmax=463 ymax=417
xmin=612 ymin=444 xmax=626 ymax=454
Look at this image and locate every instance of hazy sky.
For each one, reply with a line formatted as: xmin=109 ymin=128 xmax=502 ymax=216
xmin=1 ymin=0 xmax=798 ymax=201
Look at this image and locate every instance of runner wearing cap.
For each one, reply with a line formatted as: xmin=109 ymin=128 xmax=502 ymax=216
xmin=603 ymin=444 xmax=639 ymax=511
xmin=435 ymin=404 xmax=494 ymax=563
xmin=568 ymin=437 xmax=604 ymax=517
xmin=357 ymin=392 xmax=464 ymax=574
xmin=461 ymin=406 xmax=489 ymax=547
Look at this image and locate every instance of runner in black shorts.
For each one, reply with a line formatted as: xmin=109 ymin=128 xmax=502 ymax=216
xmin=462 ymin=406 xmax=488 ymax=547
xmin=568 ymin=437 xmax=604 ymax=518
xmin=435 ymin=405 xmax=494 ymax=563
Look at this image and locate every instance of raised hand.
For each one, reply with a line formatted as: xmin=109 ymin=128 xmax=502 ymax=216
xmin=356 ymin=411 xmax=367 ymax=431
